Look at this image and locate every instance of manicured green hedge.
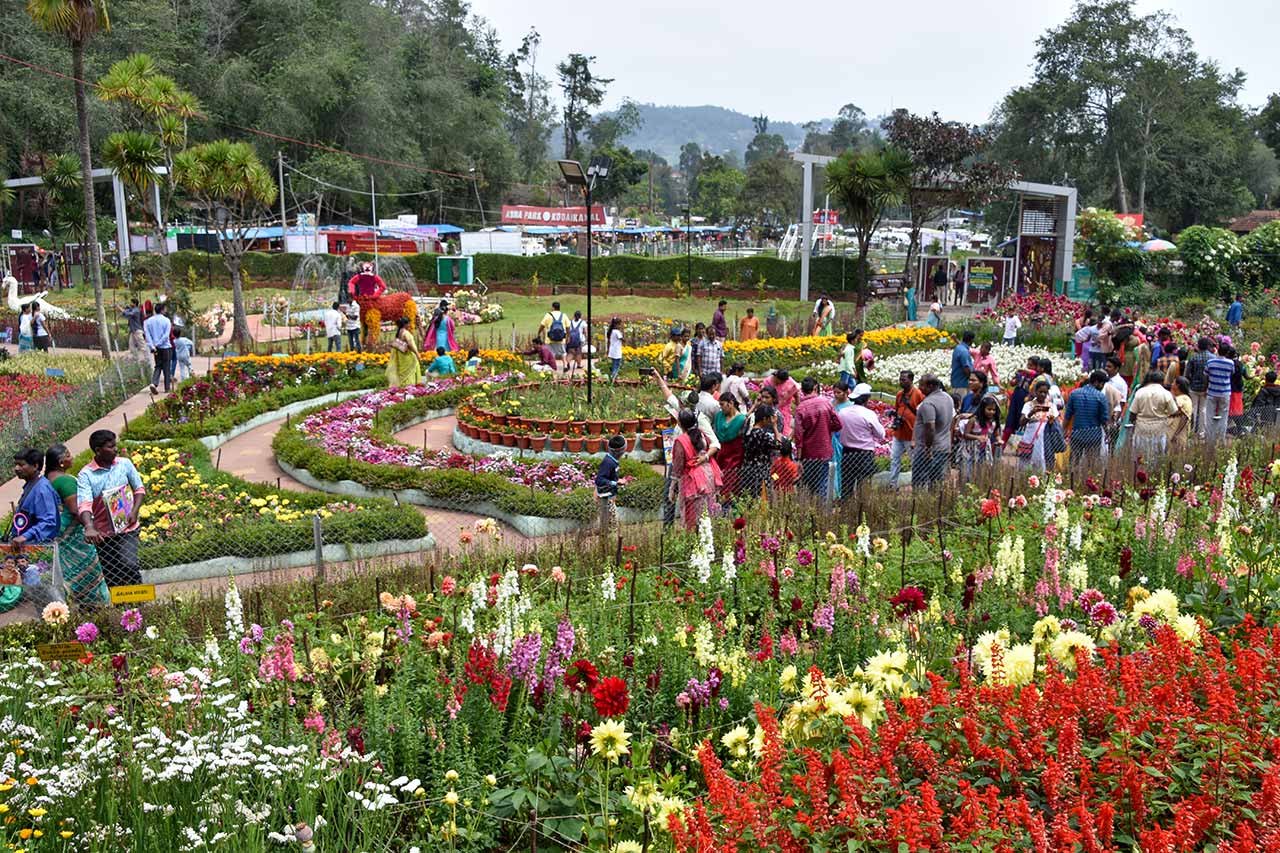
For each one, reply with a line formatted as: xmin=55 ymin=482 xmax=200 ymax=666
xmin=123 ymin=372 xmax=387 ymax=441
xmin=67 ymin=440 xmax=427 ymax=570
xmin=273 ymin=399 xmax=663 ymax=521
xmin=159 ymin=249 xmax=864 ymax=293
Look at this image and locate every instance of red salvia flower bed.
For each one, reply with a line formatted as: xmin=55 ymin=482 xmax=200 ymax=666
xmin=671 ymin=620 xmax=1280 ymax=852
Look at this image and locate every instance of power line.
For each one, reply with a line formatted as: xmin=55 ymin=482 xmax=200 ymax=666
xmin=283 ymin=162 xmax=443 ymax=199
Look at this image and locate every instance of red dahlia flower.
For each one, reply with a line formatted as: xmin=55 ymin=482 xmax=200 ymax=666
xmin=889 ymin=586 xmax=927 ymax=618
xmin=564 ymin=659 xmax=600 ymax=693
xmin=592 ymin=676 xmax=630 ymax=717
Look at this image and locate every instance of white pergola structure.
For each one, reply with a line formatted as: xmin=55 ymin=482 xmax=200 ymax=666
xmin=792 ymin=152 xmax=835 ymax=303
xmin=790 ymin=157 xmax=1079 ymax=299
xmin=3 ymin=167 xmax=164 ymax=268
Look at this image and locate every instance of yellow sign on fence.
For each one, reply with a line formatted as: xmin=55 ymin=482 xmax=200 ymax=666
xmin=110 ymin=584 xmax=157 ymax=605
xmin=36 ymin=642 xmax=85 ymax=662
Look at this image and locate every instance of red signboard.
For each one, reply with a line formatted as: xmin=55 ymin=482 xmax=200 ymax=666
xmin=501 ymin=205 xmax=606 ymax=226
xmin=813 ymin=209 xmax=840 ymax=225
xmin=322 ymin=232 xmax=419 ymax=256
xmin=1115 ymin=213 xmax=1144 ymax=229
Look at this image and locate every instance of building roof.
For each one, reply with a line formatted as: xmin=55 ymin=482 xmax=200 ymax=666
xmin=1226 ymin=209 xmax=1280 ymax=234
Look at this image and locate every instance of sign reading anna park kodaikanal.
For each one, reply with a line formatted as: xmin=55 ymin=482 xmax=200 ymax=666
xmin=965 ymin=257 xmax=1011 ymax=297
xmin=500 ymin=205 xmax=606 ymax=226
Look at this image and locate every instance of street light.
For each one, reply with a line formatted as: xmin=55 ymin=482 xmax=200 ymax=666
xmin=557 ymin=155 xmax=611 ymax=403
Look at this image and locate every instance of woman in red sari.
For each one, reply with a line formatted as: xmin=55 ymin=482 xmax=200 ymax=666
xmin=670 ymin=409 xmax=720 ymax=529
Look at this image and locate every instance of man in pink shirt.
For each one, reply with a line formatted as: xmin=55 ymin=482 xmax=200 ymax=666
xmin=836 ymin=383 xmax=886 ymax=496
xmin=791 ymin=376 xmax=842 ymax=498
xmin=972 ymin=341 xmax=1000 ymax=388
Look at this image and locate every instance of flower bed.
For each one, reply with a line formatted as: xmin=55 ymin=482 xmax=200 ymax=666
xmin=868 ymin=342 xmax=1085 ymax=388
xmin=974 ymin=293 xmax=1086 ymax=327
xmin=0 ymin=371 xmax=70 ymax=420
xmin=126 ymin=350 xmax=526 ymax=441
xmin=622 ymin=327 xmax=952 ymax=373
xmin=448 ymin=288 xmax=504 ymax=324
xmin=6 ymin=442 xmax=1280 ymax=849
xmin=456 ymin=379 xmax=674 ymax=451
xmin=99 ymin=441 xmax=426 ymax=570
xmin=275 ymin=378 xmax=663 ymax=519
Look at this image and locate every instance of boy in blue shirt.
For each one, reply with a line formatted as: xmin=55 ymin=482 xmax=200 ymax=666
xmin=595 ymin=435 xmax=627 ymax=530
xmin=427 ymin=346 xmax=457 ymax=377
xmin=174 ymin=324 xmax=195 ymax=382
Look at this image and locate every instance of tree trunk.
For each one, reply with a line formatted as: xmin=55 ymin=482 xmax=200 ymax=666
xmin=72 ymin=43 xmax=111 ymax=358
xmin=223 ymin=247 xmax=252 ymax=351
xmin=1113 ymin=147 xmax=1129 ymax=215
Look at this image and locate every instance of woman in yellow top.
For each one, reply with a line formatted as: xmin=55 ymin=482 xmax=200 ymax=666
xmin=1167 ymin=376 xmax=1194 ymax=449
xmin=385 ymin=317 xmax=422 ymax=387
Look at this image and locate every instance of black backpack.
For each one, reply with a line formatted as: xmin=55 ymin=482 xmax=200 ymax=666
xmin=547 ymin=312 xmax=566 ymax=342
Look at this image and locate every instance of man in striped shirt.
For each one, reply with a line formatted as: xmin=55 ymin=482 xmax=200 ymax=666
xmin=1204 ymin=346 xmax=1236 ymax=445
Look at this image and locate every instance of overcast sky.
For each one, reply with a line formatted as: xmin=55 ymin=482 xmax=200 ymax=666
xmin=471 ymin=0 xmax=1278 ymax=124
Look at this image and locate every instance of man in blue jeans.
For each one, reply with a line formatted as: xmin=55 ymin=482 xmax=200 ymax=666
xmin=911 ymin=375 xmax=955 ymax=490
xmin=144 ymin=303 xmax=173 ymax=393
xmin=1064 ymin=370 xmax=1111 ymax=468
xmin=950 ymin=331 xmax=974 ymax=406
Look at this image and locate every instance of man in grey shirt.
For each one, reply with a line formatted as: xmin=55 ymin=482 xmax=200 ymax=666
xmin=911 ymin=374 xmax=955 ymax=490
xmin=122 ymin=299 xmax=146 ymax=362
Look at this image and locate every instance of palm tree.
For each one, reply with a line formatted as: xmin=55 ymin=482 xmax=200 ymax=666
xmin=42 ymin=153 xmax=88 ymax=244
xmin=99 ymin=53 xmax=201 ymax=293
xmin=26 ymin=0 xmax=112 ymax=357
xmin=173 ymin=140 xmax=277 ymax=349
xmin=826 ymin=147 xmax=913 ymax=306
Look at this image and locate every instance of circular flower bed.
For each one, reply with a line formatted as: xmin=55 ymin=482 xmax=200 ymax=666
xmin=456 ymin=379 xmax=674 ymax=453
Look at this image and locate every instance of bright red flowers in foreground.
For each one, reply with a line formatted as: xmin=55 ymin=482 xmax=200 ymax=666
xmin=591 ymin=676 xmax=630 ymax=718
xmin=670 ymin=619 xmax=1280 ymax=852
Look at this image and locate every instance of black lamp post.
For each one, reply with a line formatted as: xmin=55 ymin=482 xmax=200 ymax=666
xmin=557 ymin=156 xmax=611 ymax=403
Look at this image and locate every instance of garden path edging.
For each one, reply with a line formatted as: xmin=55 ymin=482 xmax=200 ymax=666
xmin=451 ymin=428 xmax=663 ymax=463
xmin=141 ymin=533 xmax=437 ymax=585
xmin=277 ymin=459 xmax=656 ymax=537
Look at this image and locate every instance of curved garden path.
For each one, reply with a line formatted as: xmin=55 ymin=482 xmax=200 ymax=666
xmin=214 ymin=413 xmax=527 ymax=548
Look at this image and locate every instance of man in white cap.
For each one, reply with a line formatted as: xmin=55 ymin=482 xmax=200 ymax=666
xmin=835 ymin=381 xmax=885 ymax=497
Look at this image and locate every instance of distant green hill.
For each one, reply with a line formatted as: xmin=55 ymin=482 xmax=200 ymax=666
xmin=610 ymin=104 xmax=825 ymax=164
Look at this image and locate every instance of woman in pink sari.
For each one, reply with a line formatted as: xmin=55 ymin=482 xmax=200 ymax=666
xmin=425 ymin=299 xmax=458 ymax=353
xmin=767 ymin=370 xmax=800 ymax=437
xmin=670 ymin=410 xmax=720 ymax=529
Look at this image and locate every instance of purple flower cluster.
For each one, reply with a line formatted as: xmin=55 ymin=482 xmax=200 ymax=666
xmin=507 ymin=632 xmax=543 ymax=689
xmin=539 ymin=618 xmax=575 ymax=692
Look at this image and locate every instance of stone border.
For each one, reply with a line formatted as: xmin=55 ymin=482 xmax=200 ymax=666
xmin=141 ymin=533 xmax=437 ymax=585
xmin=277 ymin=458 xmax=656 ymax=537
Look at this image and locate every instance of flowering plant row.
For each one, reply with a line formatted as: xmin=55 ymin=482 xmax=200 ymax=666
xmin=0 ymin=371 xmax=70 ymax=420
xmin=622 ymin=327 xmax=952 ymax=373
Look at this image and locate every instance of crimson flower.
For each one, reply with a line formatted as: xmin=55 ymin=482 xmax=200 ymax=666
xmin=564 ymin=659 xmax=600 ymax=693
xmin=889 ymin=586 xmax=927 ymax=618
xmin=1119 ymin=547 xmax=1133 ymax=578
xmin=592 ymin=676 xmax=630 ymax=717
xmin=733 ymin=516 xmax=747 ymax=530
xmin=980 ymin=498 xmax=1001 ymax=519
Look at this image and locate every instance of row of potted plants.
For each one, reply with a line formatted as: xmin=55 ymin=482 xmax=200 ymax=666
xmin=455 ymin=421 xmax=663 ymax=454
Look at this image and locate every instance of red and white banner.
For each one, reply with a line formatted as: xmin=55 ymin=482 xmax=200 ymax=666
xmin=501 ymin=205 xmax=606 ymax=226
xmin=813 ymin=209 xmax=840 ymax=225
xmin=1115 ymin=213 xmax=1144 ymax=228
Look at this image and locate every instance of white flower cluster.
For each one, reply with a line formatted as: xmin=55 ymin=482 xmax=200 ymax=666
xmin=492 ymin=565 xmax=530 ymax=658
xmin=994 ymin=534 xmax=1026 ymax=588
xmin=720 ymin=549 xmax=736 ymax=584
xmin=869 ymin=343 xmax=1085 ymax=388
xmin=460 ymin=576 xmax=489 ymax=634
xmin=601 ymin=568 xmax=617 ymax=601
xmin=690 ymin=514 xmax=715 ymax=585
xmin=224 ymin=578 xmax=244 ymax=638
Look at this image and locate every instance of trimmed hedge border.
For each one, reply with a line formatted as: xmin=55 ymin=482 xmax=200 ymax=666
xmin=142 ymin=533 xmax=437 ymax=585
xmin=158 ymin=248 xmax=861 ymax=292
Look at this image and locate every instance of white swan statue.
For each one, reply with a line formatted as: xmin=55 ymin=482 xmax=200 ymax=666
xmin=5 ymin=274 xmax=71 ymax=320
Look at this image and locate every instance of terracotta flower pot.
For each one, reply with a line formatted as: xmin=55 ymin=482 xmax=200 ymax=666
xmin=639 ymin=417 xmax=656 ymax=432
xmin=584 ymin=436 xmax=604 ymax=453
xmin=640 ymin=434 xmax=658 ymax=452
xmin=529 ymin=435 xmax=548 ymax=451
xmin=502 ymin=432 xmax=517 ymax=447
xmin=491 ymin=414 xmax=508 ymax=427
xmin=553 ymin=419 xmax=572 ymax=435
xmin=565 ymin=436 xmax=585 ymax=452
xmin=534 ymin=418 xmax=552 ymax=432
xmin=605 ymin=420 xmax=623 ymax=434
xmin=586 ymin=420 xmax=604 ymax=436
xmin=516 ymin=435 xmax=531 ymax=449
xmin=623 ymin=419 xmax=640 ymax=434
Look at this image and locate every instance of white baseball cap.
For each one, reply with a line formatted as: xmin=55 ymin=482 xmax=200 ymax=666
xmin=852 ymin=383 xmax=873 ymax=397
